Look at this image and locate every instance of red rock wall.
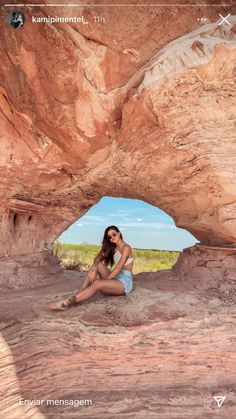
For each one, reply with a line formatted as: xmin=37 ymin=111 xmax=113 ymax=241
xmin=0 ymin=4 xmax=236 ymax=283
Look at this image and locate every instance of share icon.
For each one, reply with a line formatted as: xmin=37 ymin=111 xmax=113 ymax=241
xmin=213 ymin=395 xmax=226 ymax=408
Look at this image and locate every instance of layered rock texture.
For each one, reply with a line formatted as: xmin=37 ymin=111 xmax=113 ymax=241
xmin=1 ymin=271 xmax=236 ymax=418
xmin=0 ymin=3 xmax=236 ymax=284
xmin=0 ymin=2 xmax=236 ymax=417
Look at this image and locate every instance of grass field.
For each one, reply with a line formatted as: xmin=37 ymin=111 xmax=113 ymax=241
xmin=53 ymin=242 xmax=179 ymax=274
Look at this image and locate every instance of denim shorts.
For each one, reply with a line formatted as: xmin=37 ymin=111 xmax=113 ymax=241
xmin=116 ymin=270 xmax=133 ymax=295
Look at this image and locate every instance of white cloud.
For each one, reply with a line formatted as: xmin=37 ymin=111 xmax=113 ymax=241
xmin=119 ymin=222 xmax=170 ymax=229
xmin=110 ymin=211 xmax=130 ymax=217
xmin=80 ymin=215 xmax=106 ymax=223
xmin=74 ymin=216 xmax=177 ymax=231
xmin=116 ymin=208 xmax=135 ymax=213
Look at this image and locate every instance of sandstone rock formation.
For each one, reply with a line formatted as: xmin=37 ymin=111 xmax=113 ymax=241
xmin=1 ymin=2 xmax=236 ymax=418
xmin=0 ymin=5 xmax=236 ymax=276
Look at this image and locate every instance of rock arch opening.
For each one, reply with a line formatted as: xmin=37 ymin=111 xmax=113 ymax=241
xmin=1 ymin=179 xmax=236 ymax=290
xmin=55 ymin=196 xmax=197 ymax=273
xmin=0 ymin=7 xmax=235 ymax=291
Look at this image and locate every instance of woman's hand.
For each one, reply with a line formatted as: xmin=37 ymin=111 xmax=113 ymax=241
xmin=87 ymin=269 xmax=97 ymax=284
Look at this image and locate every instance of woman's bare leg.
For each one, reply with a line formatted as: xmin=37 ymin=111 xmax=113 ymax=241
xmin=78 ymin=262 xmax=111 ymax=291
xmin=79 ymin=275 xmax=92 ymax=292
xmin=96 ymin=261 xmax=111 ymax=278
xmin=48 ymin=278 xmax=124 ymax=311
xmin=47 ymin=261 xmax=113 ymax=311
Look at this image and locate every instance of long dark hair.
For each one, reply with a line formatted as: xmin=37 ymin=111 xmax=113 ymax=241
xmin=95 ymin=226 xmax=123 ymax=267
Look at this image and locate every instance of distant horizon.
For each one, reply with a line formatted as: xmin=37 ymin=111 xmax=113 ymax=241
xmin=58 ymin=196 xmax=197 ymax=251
xmin=56 ymin=240 xmax=184 ymax=252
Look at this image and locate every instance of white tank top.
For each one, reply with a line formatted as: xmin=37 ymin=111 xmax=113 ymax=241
xmin=113 ymin=249 xmax=134 ymax=266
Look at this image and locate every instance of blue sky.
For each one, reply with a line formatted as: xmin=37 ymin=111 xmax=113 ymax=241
xmin=58 ymin=196 xmax=197 ymax=251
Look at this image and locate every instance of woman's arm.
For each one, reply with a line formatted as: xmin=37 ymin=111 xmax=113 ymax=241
xmin=106 ymin=246 xmax=131 ymax=279
xmin=90 ymin=252 xmax=103 ymax=272
xmin=86 ymin=252 xmax=103 ymax=283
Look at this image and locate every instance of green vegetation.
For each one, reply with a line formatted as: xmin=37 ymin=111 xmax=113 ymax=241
xmin=53 ymin=242 xmax=179 ymax=274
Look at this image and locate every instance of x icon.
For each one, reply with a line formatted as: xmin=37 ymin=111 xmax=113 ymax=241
xmin=218 ymin=13 xmax=231 ymax=26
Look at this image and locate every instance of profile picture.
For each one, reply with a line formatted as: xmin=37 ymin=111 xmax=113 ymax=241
xmin=7 ymin=11 xmax=25 ymax=29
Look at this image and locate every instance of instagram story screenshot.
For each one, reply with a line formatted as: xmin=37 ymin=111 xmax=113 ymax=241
xmin=0 ymin=0 xmax=236 ymax=418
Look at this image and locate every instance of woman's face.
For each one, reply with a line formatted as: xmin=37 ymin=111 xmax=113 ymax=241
xmin=107 ymin=229 xmax=120 ymax=244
